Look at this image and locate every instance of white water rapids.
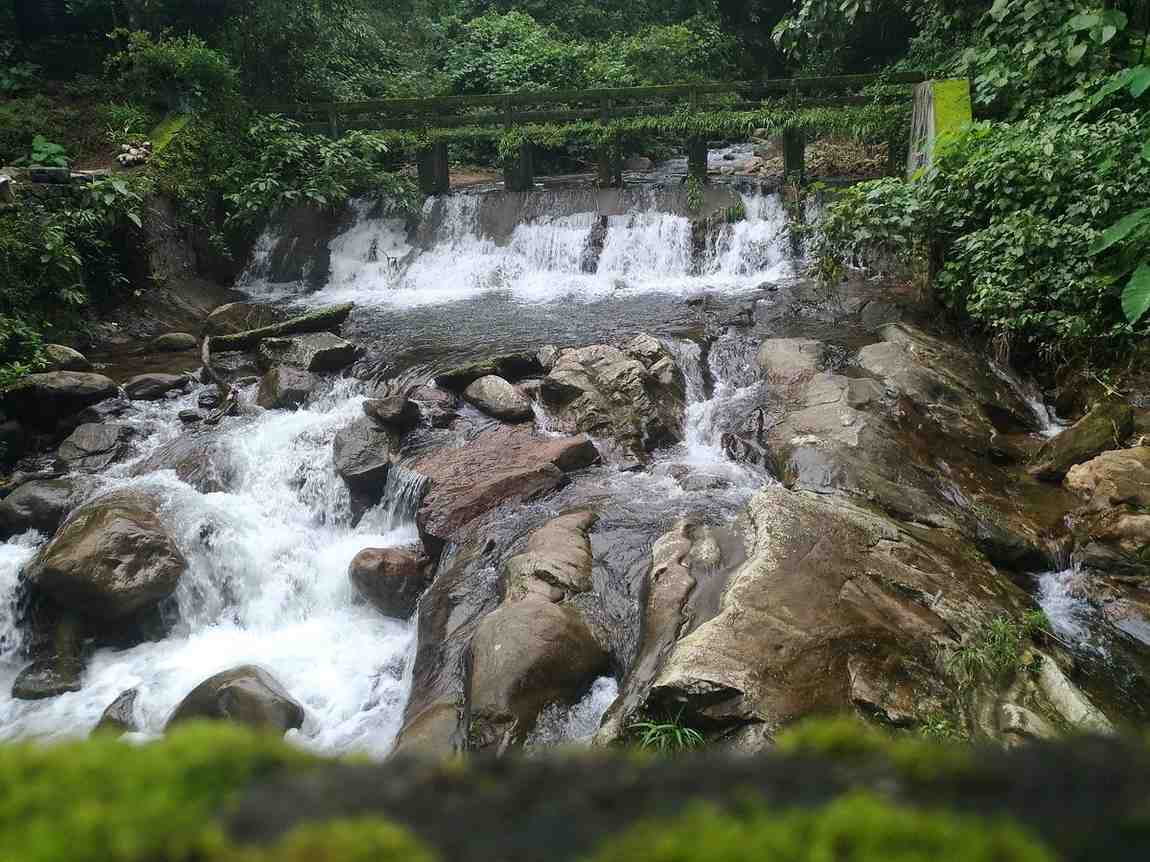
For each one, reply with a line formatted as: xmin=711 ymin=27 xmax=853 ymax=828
xmin=0 ymin=187 xmax=801 ymax=754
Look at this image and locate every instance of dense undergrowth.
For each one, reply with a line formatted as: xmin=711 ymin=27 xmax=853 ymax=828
xmin=1 ymin=0 xmax=1148 ymax=380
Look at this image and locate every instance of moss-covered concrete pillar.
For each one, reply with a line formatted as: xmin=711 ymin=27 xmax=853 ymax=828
xmin=907 ymin=79 xmax=972 ymax=178
xmin=687 ymin=137 xmax=707 ymax=184
xmin=417 ymin=142 xmax=450 ymax=196
xmin=597 ymin=145 xmax=622 ymax=188
xmin=782 ymin=127 xmax=805 ymax=181
xmin=504 ymin=142 xmax=535 ymax=192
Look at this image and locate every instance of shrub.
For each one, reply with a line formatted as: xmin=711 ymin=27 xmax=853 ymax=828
xmin=628 ymin=708 xmax=705 ymax=753
xmin=107 ymin=30 xmax=240 ymax=111
xmin=585 ymin=792 xmax=1055 ymax=862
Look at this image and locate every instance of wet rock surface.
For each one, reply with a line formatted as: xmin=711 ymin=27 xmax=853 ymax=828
xmin=56 ymin=422 xmax=135 ymax=472
xmin=462 ymin=375 xmax=534 ymax=422
xmin=256 ymin=333 xmax=362 ymax=372
xmin=1030 ymin=399 xmax=1134 ymax=480
xmin=166 ymin=664 xmax=305 ymax=732
xmin=412 ymin=425 xmax=599 ymax=543
xmin=349 ymin=546 xmax=432 ymax=619
xmin=123 ymin=373 xmax=192 ymax=401
xmin=24 ymin=489 xmax=187 ymax=620
xmin=540 ymin=334 xmax=686 ymax=457
xmin=256 ymin=366 xmax=317 ymax=410
xmin=1 ymin=371 xmax=119 ymax=429
xmin=0 ymin=477 xmax=84 ymax=536
xmin=129 ymin=432 xmax=238 ymax=494
xmin=205 ymin=302 xmax=289 ymax=336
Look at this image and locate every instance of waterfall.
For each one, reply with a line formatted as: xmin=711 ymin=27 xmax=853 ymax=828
xmin=0 ymin=381 xmax=419 ymax=753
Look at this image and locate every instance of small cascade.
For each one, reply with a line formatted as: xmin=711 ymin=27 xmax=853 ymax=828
xmin=0 ymin=534 xmax=41 ymax=665
xmin=1036 ymin=568 xmax=1106 ymax=656
xmin=358 ymin=465 xmax=429 ymax=534
xmin=526 ymin=676 xmax=619 ymax=748
xmin=990 ymin=361 xmax=1065 ymax=438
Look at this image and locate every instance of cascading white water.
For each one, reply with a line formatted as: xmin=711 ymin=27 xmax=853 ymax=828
xmin=242 ymin=188 xmax=800 ymax=309
xmin=526 ymin=676 xmax=619 ymax=748
xmin=0 ymin=381 xmax=418 ymax=754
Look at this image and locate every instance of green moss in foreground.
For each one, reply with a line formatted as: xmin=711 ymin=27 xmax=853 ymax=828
xmin=0 ymin=721 xmax=315 ymax=862
xmin=584 ymin=793 xmax=1055 ymax=862
xmin=222 ymin=818 xmax=437 ymax=862
xmin=774 ymin=716 xmax=973 ymax=782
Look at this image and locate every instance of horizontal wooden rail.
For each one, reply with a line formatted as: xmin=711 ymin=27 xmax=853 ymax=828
xmin=268 ymin=72 xmax=927 ymax=126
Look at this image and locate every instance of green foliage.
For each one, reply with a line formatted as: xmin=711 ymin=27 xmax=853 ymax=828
xmin=222 ymin=115 xmax=420 ymax=226
xmin=0 ymin=41 xmax=41 ymax=96
xmin=15 ymin=135 xmax=69 ymax=168
xmin=960 ymin=1 xmax=1127 ymax=114
xmin=628 ymin=709 xmax=705 ymax=752
xmin=0 ymin=721 xmax=314 ymax=862
xmin=0 ymin=173 xmax=150 ymax=383
xmin=945 ymin=615 xmax=1040 ymax=690
xmin=584 ymin=792 xmax=1055 ymax=862
xmin=814 ymin=102 xmax=1150 ymax=360
xmin=107 ymin=30 xmax=239 ymax=111
xmin=99 ymin=101 xmax=159 ymax=146
xmin=589 ymin=17 xmax=737 ymax=86
xmin=224 ymin=818 xmax=437 ymax=862
xmin=443 ymin=12 xmax=589 ymax=94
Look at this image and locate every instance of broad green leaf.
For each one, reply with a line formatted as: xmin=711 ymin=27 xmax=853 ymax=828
xmin=1099 ymin=25 xmax=1117 ymax=45
xmin=1130 ymin=67 xmax=1150 ymax=98
xmin=1142 ymin=140 xmax=1150 ymax=161
xmin=1090 ymin=208 xmax=1150 ymax=254
xmin=1068 ymin=13 xmax=1098 ymax=31
xmin=1121 ymin=263 xmax=1150 ymax=323
xmin=1067 ymin=42 xmax=1088 ymax=67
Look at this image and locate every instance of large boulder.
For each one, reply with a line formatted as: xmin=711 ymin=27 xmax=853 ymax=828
xmin=1065 ymin=447 xmax=1150 ymax=511
xmin=349 ymin=546 xmax=432 ymax=619
xmin=540 ymin=334 xmax=685 ymax=457
xmin=0 ymin=419 xmax=26 ymax=465
xmin=1 ymin=372 xmax=119 ymax=430
xmin=462 ymin=375 xmax=533 ymax=423
xmin=123 ymin=373 xmax=192 ymax=401
xmin=504 ymin=511 xmax=597 ymax=600
xmin=149 ymin=332 xmax=199 ymax=353
xmin=412 ymin=425 xmax=599 ymax=543
xmin=631 ymin=486 xmax=1027 ymax=746
xmin=94 ymin=688 xmax=139 ymax=734
xmin=467 ymin=596 xmax=608 ymax=750
xmin=11 ymin=658 xmax=83 ymax=700
xmin=1030 ymin=400 xmax=1134 ymax=481
xmin=56 ymin=423 xmax=134 ymax=472
xmin=363 ymin=396 xmax=420 ymax=433
xmin=205 ymin=302 xmax=288 ymax=336
xmin=332 ymin=418 xmax=399 ymax=512
xmin=256 ymin=366 xmax=317 ymax=410
xmin=256 ymin=333 xmax=361 ymax=373
xmin=857 ymin=323 xmax=1038 ymax=447
xmin=24 ymin=489 xmax=187 ymax=620
xmin=0 ymin=477 xmax=83 ymax=536
xmin=130 ymin=433 xmax=237 ymax=494
xmin=165 ymin=665 xmax=304 ymax=732
xmin=434 ymin=352 xmax=544 ymax=391
xmin=42 ymin=344 xmax=91 ymax=372
xmin=758 ymin=337 xmax=823 ymax=381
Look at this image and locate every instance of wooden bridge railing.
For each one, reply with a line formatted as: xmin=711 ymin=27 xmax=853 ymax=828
xmin=270 ymin=72 xmax=928 ymax=193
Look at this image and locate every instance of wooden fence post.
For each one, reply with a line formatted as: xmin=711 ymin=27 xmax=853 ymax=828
xmin=418 ymin=141 xmax=450 ymax=195
xmin=782 ymin=127 xmax=805 ymax=181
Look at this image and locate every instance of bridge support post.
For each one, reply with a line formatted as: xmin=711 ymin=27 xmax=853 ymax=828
xmin=417 ymin=142 xmax=450 ymax=196
xmin=782 ymin=128 xmax=805 ymax=182
xmin=504 ymin=142 xmax=535 ymax=192
xmin=687 ymin=137 xmax=707 ymax=184
xmin=597 ymin=145 xmax=622 ymax=188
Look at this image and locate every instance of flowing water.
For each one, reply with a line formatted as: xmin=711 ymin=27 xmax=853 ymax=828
xmin=4 ymin=183 xmax=1091 ymax=754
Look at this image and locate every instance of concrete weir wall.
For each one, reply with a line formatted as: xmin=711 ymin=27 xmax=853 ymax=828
xmin=907 ymin=78 xmax=973 ymax=178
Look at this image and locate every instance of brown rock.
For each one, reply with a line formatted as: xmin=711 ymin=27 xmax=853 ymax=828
xmin=413 ymin=425 xmax=599 ymax=542
xmin=349 ymin=547 xmax=432 ymax=618
xmin=256 ymin=366 xmax=317 ymax=410
xmin=166 ymin=665 xmax=304 ymax=732
xmin=1030 ymin=400 xmax=1134 ymax=481
xmin=1 ymin=371 xmax=119 ymax=430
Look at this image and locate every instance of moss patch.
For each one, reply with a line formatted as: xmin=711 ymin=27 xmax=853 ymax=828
xmin=585 ymin=793 xmax=1055 ymax=862
xmin=0 ymin=721 xmax=315 ymax=862
xmin=222 ymin=817 xmax=438 ymax=862
xmin=149 ymin=114 xmax=192 ymax=154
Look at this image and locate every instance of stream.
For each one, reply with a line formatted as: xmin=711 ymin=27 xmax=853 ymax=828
xmin=1 ymin=181 xmax=1146 ymax=752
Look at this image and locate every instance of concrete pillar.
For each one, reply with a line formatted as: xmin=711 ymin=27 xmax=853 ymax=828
xmin=782 ymin=128 xmax=805 ymax=181
xmin=504 ymin=142 xmax=535 ymax=192
xmin=687 ymin=137 xmax=707 ymax=183
xmin=418 ymin=142 xmax=450 ymax=196
xmin=907 ymin=78 xmax=972 ymax=178
xmin=597 ymin=145 xmax=622 ymax=188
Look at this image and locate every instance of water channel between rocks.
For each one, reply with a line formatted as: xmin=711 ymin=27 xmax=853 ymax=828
xmin=1 ymin=183 xmax=1145 ymax=753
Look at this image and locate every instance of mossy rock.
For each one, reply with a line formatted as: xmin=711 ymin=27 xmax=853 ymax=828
xmin=220 ymin=818 xmax=437 ymax=862
xmin=585 ymin=793 xmax=1054 ymax=862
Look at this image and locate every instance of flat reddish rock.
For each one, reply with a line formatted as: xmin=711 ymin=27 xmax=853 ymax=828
xmin=413 ymin=425 xmax=598 ymax=542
